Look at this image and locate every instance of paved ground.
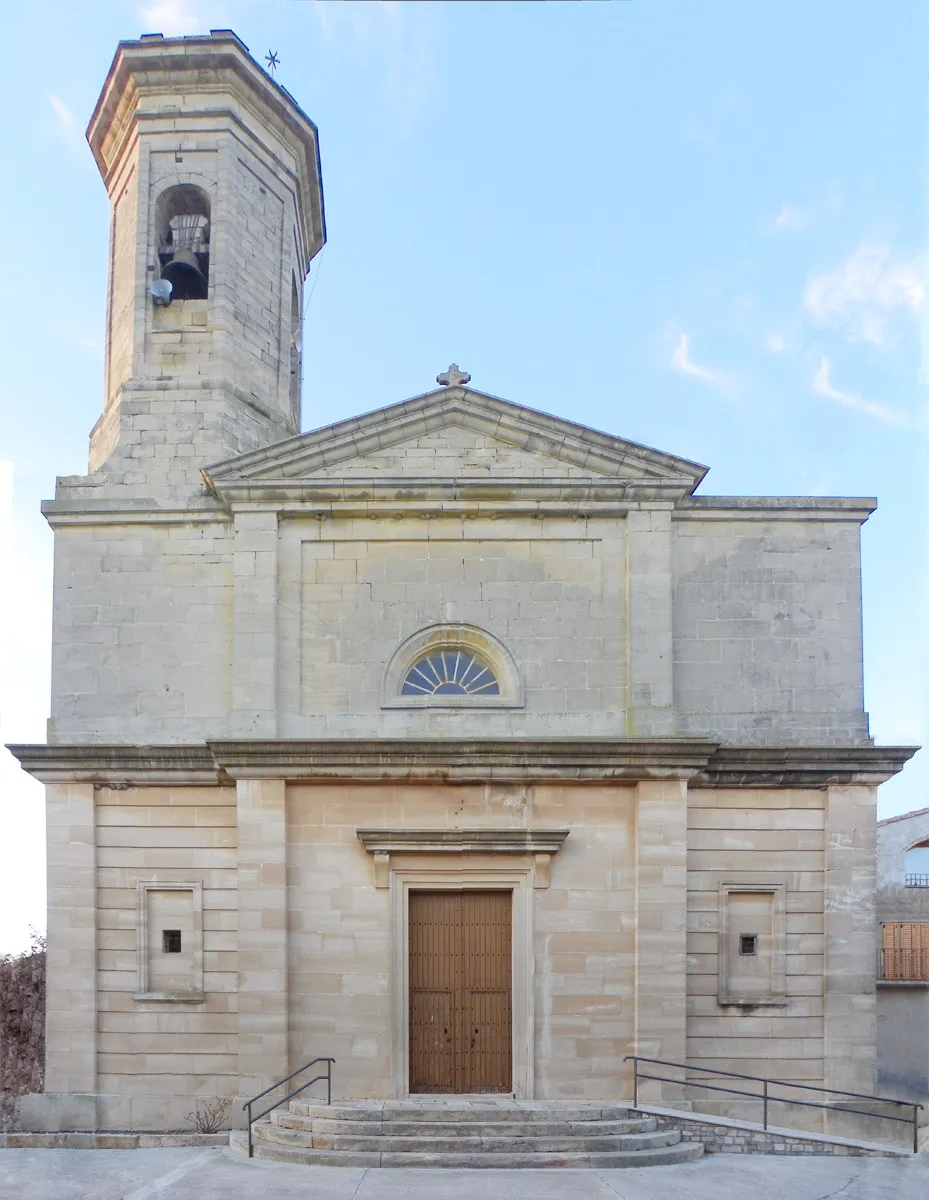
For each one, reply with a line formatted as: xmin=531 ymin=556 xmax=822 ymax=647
xmin=1 ymin=1148 xmax=928 ymax=1200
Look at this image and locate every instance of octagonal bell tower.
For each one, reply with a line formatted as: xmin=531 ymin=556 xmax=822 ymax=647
xmin=86 ymin=30 xmax=325 ymax=489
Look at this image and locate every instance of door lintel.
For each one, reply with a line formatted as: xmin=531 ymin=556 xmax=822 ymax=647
xmin=358 ymin=828 xmax=568 ymax=890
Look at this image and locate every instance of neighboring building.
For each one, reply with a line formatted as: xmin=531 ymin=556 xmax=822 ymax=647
xmin=877 ymin=807 xmax=929 ymax=1102
xmin=9 ymin=31 xmax=917 ymax=1133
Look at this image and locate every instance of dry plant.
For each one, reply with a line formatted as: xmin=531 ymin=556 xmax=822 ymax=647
xmin=185 ymin=1097 xmax=232 ymax=1134
xmin=0 ymin=931 xmax=46 ymax=1132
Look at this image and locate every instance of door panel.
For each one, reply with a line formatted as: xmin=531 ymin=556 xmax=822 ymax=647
xmin=409 ymin=990 xmax=454 ymax=1093
xmin=409 ymin=890 xmax=512 ymax=1093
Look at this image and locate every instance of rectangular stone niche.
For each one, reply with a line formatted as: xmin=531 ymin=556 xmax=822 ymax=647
xmin=718 ymin=882 xmax=786 ymax=1007
xmin=135 ymin=881 xmax=204 ymax=1002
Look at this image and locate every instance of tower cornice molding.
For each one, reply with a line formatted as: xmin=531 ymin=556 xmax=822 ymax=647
xmin=87 ymin=30 xmax=325 ymax=265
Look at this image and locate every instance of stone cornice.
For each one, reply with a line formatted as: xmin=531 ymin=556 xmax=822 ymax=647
xmin=207 ymin=478 xmax=688 ymax=511
xmin=691 ymin=745 xmax=919 ymax=788
xmin=41 ymin=501 xmax=230 ymax=529
xmin=356 ymin=827 xmax=570 ymax=888
xmin=207 ymin=738 xmax=717 ymax=781
xmin=37 ymin=489 xmax=881 ymax=525
xmin=6 ymin=744 xmax=223 ymax=786
xmin=356 ymin=829 xmax=570 ymax=855
xmin=675 ymin=496 xmax=877 ymax=524
xmin=6 ymin=739 xmax=918 ymax=788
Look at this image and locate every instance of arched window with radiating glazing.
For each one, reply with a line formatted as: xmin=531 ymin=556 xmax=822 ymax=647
xmin=383 ymin=624 xmax=522 ymax=709
xmin=401 ymin=650 xmax=500 ymax=697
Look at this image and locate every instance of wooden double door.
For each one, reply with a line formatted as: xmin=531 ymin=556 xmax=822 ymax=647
xmin=408 ymin=890 xmax=512 ymax=1093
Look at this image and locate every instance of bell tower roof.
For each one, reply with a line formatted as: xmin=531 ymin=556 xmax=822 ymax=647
xmin=87 ymin=29 xmax=325 ymax=269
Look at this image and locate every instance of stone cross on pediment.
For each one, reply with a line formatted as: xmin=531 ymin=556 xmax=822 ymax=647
xmin=436 ymin=363 xmax=471 ymax=388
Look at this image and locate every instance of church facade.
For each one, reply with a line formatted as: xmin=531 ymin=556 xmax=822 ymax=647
xmin=11 ymin=31 xmax=915 ymax=1132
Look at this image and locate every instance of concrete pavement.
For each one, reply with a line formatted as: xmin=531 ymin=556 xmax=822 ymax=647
xmin=1 ymin=1147 xmax=928 ymax=1200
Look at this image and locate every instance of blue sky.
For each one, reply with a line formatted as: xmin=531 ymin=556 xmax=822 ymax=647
xmin=0 ymin=0 xmax=926 ymax=951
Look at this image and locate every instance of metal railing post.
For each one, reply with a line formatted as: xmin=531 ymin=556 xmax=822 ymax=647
xmin=618 ymin=1053 xmax=922 ymax=1154
xmin=240 ymin=1057 xmax=335 ymax=1159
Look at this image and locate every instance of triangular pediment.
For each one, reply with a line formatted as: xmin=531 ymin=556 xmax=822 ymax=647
xmin=301 ymin=423 xmax=620 ymax=480
xmin=207 ymin=387 xmax=708 ymax=499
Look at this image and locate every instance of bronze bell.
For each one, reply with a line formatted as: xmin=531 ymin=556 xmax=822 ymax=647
xmin=160 ymin=212 xmax=209 ymax=300
xmin=161 ymin=249 xmax=207 ymax=300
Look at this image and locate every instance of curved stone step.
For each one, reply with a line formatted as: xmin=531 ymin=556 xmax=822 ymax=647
xmin=256 ymin=1124 xmax=682 ymax=1154
xmin=290 ymin=1101 xmax=636 ymax=1123
xmin=273 ymin=1114 xmax=659 ymax=1137
xmin=245 ymin=1138 xmax=704 ymax=1169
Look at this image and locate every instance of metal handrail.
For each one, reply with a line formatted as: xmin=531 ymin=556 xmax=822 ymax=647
xmin=242 ymin=1056 xmax=335 ymax=1158
xmin=624 ymin=1054 xmax=923 ymax=1154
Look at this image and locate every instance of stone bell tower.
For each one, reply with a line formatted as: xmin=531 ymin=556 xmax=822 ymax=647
xmin=85 ymin=30 xmax=325 ymax=491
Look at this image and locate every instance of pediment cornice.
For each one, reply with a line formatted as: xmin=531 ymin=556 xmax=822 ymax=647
xmin=204 ymin=387 xmax=709 ymax=507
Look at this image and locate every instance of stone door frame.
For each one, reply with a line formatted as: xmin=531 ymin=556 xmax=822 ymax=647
xmin=389 ymin=857 xmax=535 ymax=1099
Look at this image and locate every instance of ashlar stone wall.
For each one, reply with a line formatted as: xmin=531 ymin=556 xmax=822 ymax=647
xmin=686 ymin=788 xmax=827 ymax=1083
xmin=46 ymin=502 xmax=876 ymax=747
xmin=48 ymin=520 xmax=233 ymax=744
xmin=286 ymin=782 xmax=639 ymax=1101
xmin=53 ymin=777 xmax=862 ymax=1124
xmin=95 ymin=785 xmax=238 ymax=1129
xmin=672 ymin=515 xmax=870 ymax=745
xmin=282 ymin=514 xmax=625 ymax=738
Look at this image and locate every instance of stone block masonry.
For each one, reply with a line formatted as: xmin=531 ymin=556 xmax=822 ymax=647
xmin=648 ymin=1110 xmax=907 ymax=1157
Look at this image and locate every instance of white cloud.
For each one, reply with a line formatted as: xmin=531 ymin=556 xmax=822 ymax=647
xmin=811 ymin=356 xmax=910 ymax=427
xmin=774 ymin=205 xmax=807 ymax=232
xmin=48 ymin=94 xmax=85 ymax=151
xmin=670 ymin=333 xmax=732 ymax=390
xmin=48 ymin=94 xmax=77 ymax=135
xmin=803 ymin=243 xmax=923 ymax=345
xmin=765 ymin=333 xmax=788 ymax=353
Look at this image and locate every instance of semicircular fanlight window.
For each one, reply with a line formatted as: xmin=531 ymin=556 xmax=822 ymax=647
xmin=401 ymin=650 xmax=500 ymax=696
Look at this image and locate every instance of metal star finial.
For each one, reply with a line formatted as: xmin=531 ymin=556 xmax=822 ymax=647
xmin=436 ymin=363 xmax=471 ymax=389
xmin=265 ymin=50 xmax=280 ymax=76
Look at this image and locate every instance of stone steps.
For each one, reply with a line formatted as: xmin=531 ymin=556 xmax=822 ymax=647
xmin=274 ymin=1114 xmax=657 ymax=1137
xmin=262 ymin=1124 xmax=681 ymax=1153
xmin=233 ymin=1099 xmax=704 ymax=1168
xmin=289 ymin=1100 xmax=638 ymax=1122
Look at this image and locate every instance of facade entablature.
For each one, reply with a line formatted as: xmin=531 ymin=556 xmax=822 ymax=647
xmin=8 ymin=740 xmax=917 ymax=789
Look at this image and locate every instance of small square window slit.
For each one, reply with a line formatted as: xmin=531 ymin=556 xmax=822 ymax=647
xmin=136 ymin=882 xmax=203 ymax=1002
xmin=739 ymin=933 xmax=758 ymax=956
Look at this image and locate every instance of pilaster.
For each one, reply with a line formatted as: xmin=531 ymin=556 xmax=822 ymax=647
xmin=824 ymin=783 xmax=878 ymax=1095
xmin=230 ymin=509 xmax=279 ymax=736
xmin=236 ymin=777 xmax=288 ymax=1093
xmin=633 ymin=778 xmax=687 ymax=1099
xmin=626 ymin=508 xmax=675 ymax=736
xmin=44 ymin=783 xmax=97 ymax=1094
